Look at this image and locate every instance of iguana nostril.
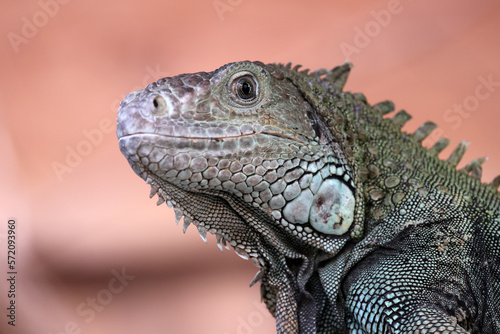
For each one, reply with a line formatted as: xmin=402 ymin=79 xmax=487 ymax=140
xmin=151 ymin=95 xmax=168 ymax=116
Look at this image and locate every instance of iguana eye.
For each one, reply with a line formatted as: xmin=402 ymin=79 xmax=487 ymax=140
xmin=233 ymin=75 xmax=258 ymax=102
xmin=150 ymin=95 xmax=168 ymax=116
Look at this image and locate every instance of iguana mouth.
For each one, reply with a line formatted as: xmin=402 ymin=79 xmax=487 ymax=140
xmin=118 ymin=129 xmax=309 ymax=143
xmin=119 ymin=132 xmax=252 ymax=140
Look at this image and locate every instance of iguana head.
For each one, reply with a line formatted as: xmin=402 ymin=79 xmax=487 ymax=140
xmin=117 ymin=61 xmax=364 ymax=323
xmin=117 ymin=60 xmax=361 ymax=253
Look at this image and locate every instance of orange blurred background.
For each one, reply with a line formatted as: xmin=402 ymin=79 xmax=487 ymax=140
xmin=1 ymin=1 xmax=499 ymax=333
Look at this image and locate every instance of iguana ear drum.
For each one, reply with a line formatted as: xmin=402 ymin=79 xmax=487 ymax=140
xmin=309 ymin=179 xmax=355 ymax=235
xmin=283 ymin=178 xmax=355 ymax=235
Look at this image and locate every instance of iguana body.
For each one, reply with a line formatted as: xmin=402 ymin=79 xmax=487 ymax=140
xmin=116 ymin=61 xmax=500 ymax=333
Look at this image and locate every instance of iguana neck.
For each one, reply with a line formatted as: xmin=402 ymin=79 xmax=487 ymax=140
xmin=278 ymin=62 xmax=499 ymax=239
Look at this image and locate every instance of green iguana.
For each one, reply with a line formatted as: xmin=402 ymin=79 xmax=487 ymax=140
xmin=116 ymin=61 xmax=500 ymax=333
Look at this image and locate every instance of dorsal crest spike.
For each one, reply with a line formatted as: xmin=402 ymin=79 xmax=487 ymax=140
xmin=301 ymin=68 xmax=310 ymax=75
xmin=353 ymin=93 xmax=367 ymax=104
xmin=429 ymin=138 xmax=450 ymax=155
xmin=490 ymin=175 xmax=500 ymax=190
xmin=447 ymin=140 xmax=470 ymax=168
xmin=392 ymin=110 xmax=412 ymax=128
xmin=327 ymin=62 xmax=353 ymax=92
xmin=460 ymin=157 xmax=488 ymax=180
xmin=412 ymin=121 xmax=438 ymax=142
xmin=292 ymin=64 xmax=302 ymax=71
xmin=313 ymin=68 xmax=328 ymax=77
xmin=372 ymin=100 xmax=395 ymax=115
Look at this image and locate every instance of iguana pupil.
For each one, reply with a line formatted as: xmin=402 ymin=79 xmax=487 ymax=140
xmin=151 ymin=95 xmax=167 ymax=116
xmin=235 ymin=75 xmax=256 ymax=100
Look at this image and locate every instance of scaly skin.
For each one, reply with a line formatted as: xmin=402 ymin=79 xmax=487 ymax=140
xmin=117 ymin=61 xmax=500 ymax=333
